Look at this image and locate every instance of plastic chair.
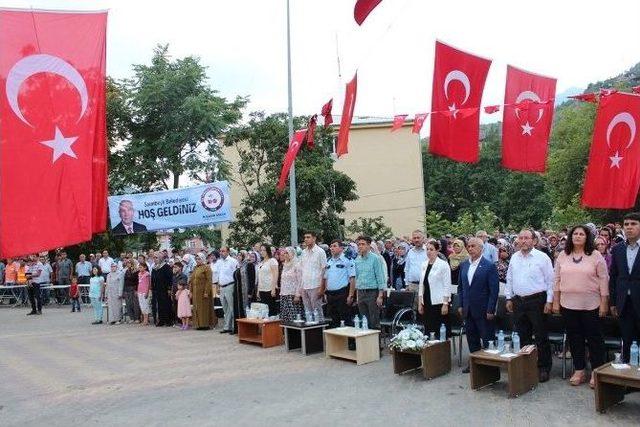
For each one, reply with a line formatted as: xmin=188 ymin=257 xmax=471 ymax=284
xmin=449 ymin=292 xmax=465 ymax=367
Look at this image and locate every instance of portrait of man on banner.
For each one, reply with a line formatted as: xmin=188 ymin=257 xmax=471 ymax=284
xmin=112 ymin=199 xmax=147 ymax=235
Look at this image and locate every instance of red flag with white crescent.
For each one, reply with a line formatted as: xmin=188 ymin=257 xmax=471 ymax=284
xmin=336 ymin=72 xmax=357 ymax=157
xmin=484 ymin=105 xmax=500 ymax=114
xmin=354 ymin=0 xmax=382 ymax=25
xmin=582 ymin=92 xmax=640 ymax=208
xmin=502 ymin=65 xmax=556 ymax=172
xmin=391 ymin=114 xmax=407 ymax=132
xmin=305 ymin=114 xmax=317 ymax=148
xmin=429 ymin=41 xmax=491 ymax=163
xmin=412 ymin=113 xmax=428 ymax=134
xmin=0 ymin=9 xmax=108 ymax=257
xmin=321 ymin=98 xmax=333 ymax=127
xmin=277 ymin=130 xmax=307 ymax=193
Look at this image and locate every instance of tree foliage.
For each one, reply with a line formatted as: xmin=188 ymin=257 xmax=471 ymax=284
xmin=346 ymin=216 xmax=393 ymax=241
xmin=223 ymin=112 xmax=357 ymax=247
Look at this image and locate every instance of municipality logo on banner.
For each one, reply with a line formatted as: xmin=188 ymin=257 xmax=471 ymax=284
xmin=108 ymin=182 xmax=232 ymax=235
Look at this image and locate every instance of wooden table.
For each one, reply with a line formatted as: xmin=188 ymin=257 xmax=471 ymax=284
xmin=324 ymin=327 xmax=380 ymax=365
xmin=392 ymin=340 xmax=451 ymax=380
xmin=469 ymin=349 xmax=538 ymax=398
xmin=593 ymin=362 xmax=640 ymax=413
xmin=281 ymin=321 xmax=329 ymax=355
xmin=237 ymin=318 xmax=283 ymax=348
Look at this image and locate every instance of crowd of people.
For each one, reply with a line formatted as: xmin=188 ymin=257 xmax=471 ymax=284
xmin=1 ymin=213 xmax=639 ymax=390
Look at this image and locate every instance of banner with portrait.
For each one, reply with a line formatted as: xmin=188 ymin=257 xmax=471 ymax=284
xmin=108 ymin=182 xmax=232 ymax=235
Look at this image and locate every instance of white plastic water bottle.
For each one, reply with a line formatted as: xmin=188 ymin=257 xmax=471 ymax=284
xmin=497 ymin=330 xmax=505 ymax=352
xmin=631 ymin=341 xmax=639 ymax=366
xmin=361 ymin=315 xmax=368 ymax=330
xmin=512 ymin=332 xmax=520 ymax=353
xmin=312 ymin=309 xmax=319 ymax=323
xmin=439 ymin=323 xmax=447 ymax=341
xmin=353 ymin=315 xmax=361 ymax=329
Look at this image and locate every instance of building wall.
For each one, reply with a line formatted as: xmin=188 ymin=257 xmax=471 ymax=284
xmin=335 ymin=121 xmax=425 ymax=238
xmin=220 ymin=120 xmax=426 ymax=243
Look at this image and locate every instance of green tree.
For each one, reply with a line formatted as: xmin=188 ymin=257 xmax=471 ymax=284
xmin=424 ymin=211 xmax=451 ymax=238
xmin=346 ymin=216 xmax=393 ymax=241
xmin=223 ymin=112 xmax=357 ymax=247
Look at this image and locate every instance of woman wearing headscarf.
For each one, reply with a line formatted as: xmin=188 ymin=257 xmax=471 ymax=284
xmin=448 ymin=239 xmax=468 ymax=286
xmin=151 ymin=253 xmax=174 ymax=326
xmin=279 ymin=247 xmax=304 ymax=322
xmin=391 ymin=244 xmax=406 ymax=290
xmin=106 ymin=263 xmax=124 ymax=325
xmin=496 ymin=243 xmax=514 ymax=284
xmin=123 ymin=259 xmax=141 ymax=323
xmin=189 ymin=252 xmax=217 ymax=330
xmin=594 ymin=236 xmax=612 ymax=272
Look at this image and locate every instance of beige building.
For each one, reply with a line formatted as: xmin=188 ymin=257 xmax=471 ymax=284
xmin=221 ymin=119 xmax=426 ymax=242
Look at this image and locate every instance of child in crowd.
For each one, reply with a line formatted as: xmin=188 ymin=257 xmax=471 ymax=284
xmin=137 ymin=262 xmax=151 ymax=326
xmin=176 ymin=282 xmax=192 ymax=330
xmin=69 ymin=276 xmax=81 ymax=312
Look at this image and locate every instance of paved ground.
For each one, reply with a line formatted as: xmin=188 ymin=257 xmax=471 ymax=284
xmin=0 ymin=306 xmax=638 ymax=426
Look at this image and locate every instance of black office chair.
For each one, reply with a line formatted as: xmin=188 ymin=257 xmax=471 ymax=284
xmin=547 ymin=313 xmax=569 ymax=379
xmin=601 ymin=315 xmax=623 ymax=361
xmin=449 ymin=292 xmax=465 ymax=367
xmin=495 ymin=296 xmax=515 ymax=338
xmin=380 ymin=291 xmax=416 ymax=344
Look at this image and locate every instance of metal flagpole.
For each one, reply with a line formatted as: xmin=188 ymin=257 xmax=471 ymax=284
xmin=286 ymin=0 xmax=298 ymax=247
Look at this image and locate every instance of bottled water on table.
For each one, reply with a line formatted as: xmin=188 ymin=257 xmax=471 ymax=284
xmin=439 ymin=323 xmax=447 ymax=342
xmin=512 ymin=332 xmax=520 ymax=353
xmin=361 ymin=315 xmax=368 ymax=330
xmin=305 ymin=310 xmax=312 ymax=322
xmin=631 ymin=341 xmax=639 ymax=366
xmin=312 ymin=309 xmax=319 ymax=323
xmin=497 ymin=330 xmax=505 ymax=352
xmin=353 ymin=315 xmax=361 ymax=329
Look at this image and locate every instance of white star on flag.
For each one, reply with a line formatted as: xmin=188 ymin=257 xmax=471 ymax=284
xmin=521 ymin=122 xmax=534 ymax=136
xmin=448 ymin=103 xmax=458 ymax=119
xmin=39 ymin=127 xmax=78 ymax=162
xmin=609 ymin=151 xmax=623 ymax=168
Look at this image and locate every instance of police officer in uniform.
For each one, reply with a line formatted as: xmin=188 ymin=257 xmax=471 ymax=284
xmin=321 ymin=239 xmax=356 ymax=328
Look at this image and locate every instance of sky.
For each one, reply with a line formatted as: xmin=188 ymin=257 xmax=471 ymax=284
xmin=3 ymin=0 xmax=640 ymax=126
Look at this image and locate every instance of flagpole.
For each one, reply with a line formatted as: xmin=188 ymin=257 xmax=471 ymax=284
xmin=286 ymin=0 xmax=298 ymax=247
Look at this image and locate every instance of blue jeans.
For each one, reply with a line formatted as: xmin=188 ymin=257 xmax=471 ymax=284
xmin=71 ymin=297 xmax=81 ymax=312
xmin=91 ymin=297 xmax=103 ymax=321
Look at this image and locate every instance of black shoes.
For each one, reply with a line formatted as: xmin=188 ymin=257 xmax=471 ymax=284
xmin=220 ymin=330 xmax=231 ymax=334
xmin=539 ymin=369 xmax=550 ymax=383
xmin=91 ymin=320 xmax=103 ymax=325
xmin=26 ymin=311 xmax=37 ymax=316
xmin=462 ymin=366 xmax=471 ymax=374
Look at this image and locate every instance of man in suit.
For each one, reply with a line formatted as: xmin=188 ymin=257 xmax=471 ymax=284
xmin=610 ymin=212 xmax=640 ymax=362
xmin=112 ymin=200 xmax=147 ymax=235
xmin=457 ymin=237 xmax=499 ymax=373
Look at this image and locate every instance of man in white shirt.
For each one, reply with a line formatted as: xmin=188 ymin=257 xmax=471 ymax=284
xmin=98 ymin=250 xmax=114 ymax=280
xmin=299 ymin=231 xmax=327 ymax=315
xmin=505 ymin=229 xmax=555 ymax=382
xmin=404 ymin=230 xmax=427 ymax=307
xmin=215 ymin=247 xmax=239 ymax=334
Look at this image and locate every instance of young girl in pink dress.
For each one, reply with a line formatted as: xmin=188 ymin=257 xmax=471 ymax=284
xmin=176 ymin=283 xmax=192 ymax=330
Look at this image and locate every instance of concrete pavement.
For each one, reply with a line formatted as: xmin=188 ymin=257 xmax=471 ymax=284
xmin=0 ymin=306 xmax=638 ymax=426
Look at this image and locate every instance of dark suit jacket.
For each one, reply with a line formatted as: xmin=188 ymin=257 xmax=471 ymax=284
xmin=609 ymin=242 xmax=640 ymax=314
xmin=458 ymin=256 xmax=499 ymax=319
xmin=112 ymin=221 xmax=147 ymax=235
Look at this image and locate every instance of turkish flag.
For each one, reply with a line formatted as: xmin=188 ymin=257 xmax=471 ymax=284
xmin=0 ymin=9 xmax=107 ymax=257
xmin=582 ymin=92 xmax=640 ymax=209
xmin=429 ymin=41 xmax=491 ymax=163
xmin=321 ymin=98 xmax=333 ymax=127
xmin=305 ymin=114 xmax=317 ymax=148
xmin=484 ymin=105 xmax=500 ymax=114
xmin=412 ymin=113 xmax=428 ymax=134
xmin=336 ymin=72 xmax=357 ymax=157
xmin=391 ymin=114 xmax=407 ymax=132
xmin=277 ymin=130 xmax=307 ymax=193
xmin=569 ymin=93 xmax=597 ymax=103
xmin=354 ymin=0 xmax=382 ymax=25
xmin=502 ymin=65 xmax=556 ymax=172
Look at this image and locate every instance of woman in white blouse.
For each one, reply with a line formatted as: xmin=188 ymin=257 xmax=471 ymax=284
xmin=257 ymin=244 xmax=279 ymax=316
xmin=418 ymin=240 xmax=452 ymax=337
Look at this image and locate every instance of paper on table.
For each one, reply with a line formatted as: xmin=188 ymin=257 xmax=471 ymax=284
xmin=611 ymin=363 xmax=630 ymax=370
xmin=484 ymin=349 xmax=500 ymax=354
xmin=427 ymin=340 xmax=440 ymax=345
xmin=500 ymin=353 xmax=518 ymax=358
